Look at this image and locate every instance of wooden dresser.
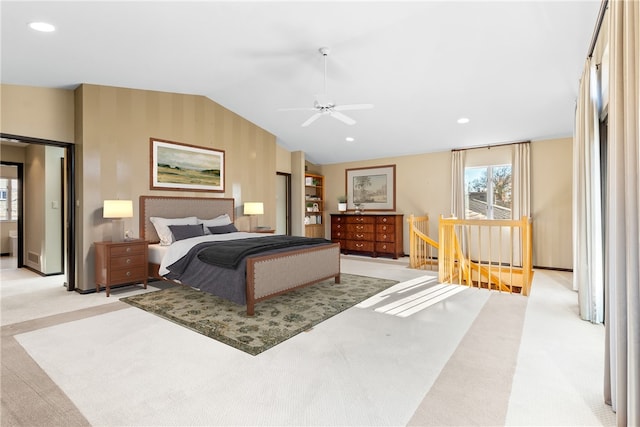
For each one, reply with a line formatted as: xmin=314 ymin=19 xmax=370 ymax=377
xmin=94 ymin=239 xmax=148 ymax=296
xmin=330 ymin=213 xmax=404 ymax=259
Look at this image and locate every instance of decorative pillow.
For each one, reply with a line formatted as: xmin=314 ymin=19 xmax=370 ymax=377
xmin=150 ymin=216 xmax=198 ymax=245
xmin=207 ymin=223 xmax=239 ymax=234
xmin=168 ymin=224 xmax=204 ymax=241
xmin=199 ymin=214 xmax=232 ymax=234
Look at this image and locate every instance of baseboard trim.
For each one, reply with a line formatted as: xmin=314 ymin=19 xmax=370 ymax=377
xmin=533 ymin=265 xmax=573 ymax=272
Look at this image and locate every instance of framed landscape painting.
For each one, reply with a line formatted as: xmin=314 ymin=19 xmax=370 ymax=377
xmin=150 ymin=138 xmax=225 ymax=192
xmin=346 ymin=164 xmax=396 ymax=211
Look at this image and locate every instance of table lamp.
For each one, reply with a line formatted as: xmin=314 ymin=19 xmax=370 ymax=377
xmin=243 ymin=202 xmax=264 ymax=231
xmin=103 ymin=200 xmax=133 ymax=242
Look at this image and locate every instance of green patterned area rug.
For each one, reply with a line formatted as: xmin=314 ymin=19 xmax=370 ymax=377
xmin=121 ymin=274 xmax=397 ymax=355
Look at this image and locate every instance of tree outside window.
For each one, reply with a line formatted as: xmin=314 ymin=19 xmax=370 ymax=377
xmin=464 ymin=165 xmax=512 ymax=219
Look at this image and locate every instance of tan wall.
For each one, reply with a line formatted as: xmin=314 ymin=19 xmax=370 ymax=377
xmin=321 ymin=150 xmax=451 ymax=251
xmin=24 ymin=145 xmax=45 ymax=271
xmin=531 ymin=137 xmax=573 ymax=269
xmin=75 ymin=84 xmax=277 ymax=290
xmin=0 ymin=84 xmax=75 ymax=142
xmin=275 ymin=143 xmax=292 ymax=173
xmin=321 ymin=137 xmax=573 ymax=269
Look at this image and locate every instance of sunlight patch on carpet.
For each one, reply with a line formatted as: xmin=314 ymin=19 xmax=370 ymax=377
xmin=120 ymin=273 xmax=397 ymax=355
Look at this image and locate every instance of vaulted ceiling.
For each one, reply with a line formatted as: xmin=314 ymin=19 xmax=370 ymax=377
xmin=1 ymin=1 xmax=601 ymax=164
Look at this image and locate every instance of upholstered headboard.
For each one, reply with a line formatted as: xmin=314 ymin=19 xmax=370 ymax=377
xmin=139 ymin=196 xmax=235 ymax=244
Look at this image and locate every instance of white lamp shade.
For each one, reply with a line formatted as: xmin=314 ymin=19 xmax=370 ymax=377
xmin=243 ymin=202 xmax=264 ymax=215
xmin=103 ymin=200 xmax=133 ymax=218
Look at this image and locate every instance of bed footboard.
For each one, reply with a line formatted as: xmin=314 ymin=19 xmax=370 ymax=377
xmin=245 ymin=243 xmax=341 ymax=315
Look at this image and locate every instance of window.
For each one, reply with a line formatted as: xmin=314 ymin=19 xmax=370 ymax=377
xmin=0 ymin=178 xmax=18 ymax=221
xmin=464 ymin=165 xmax=512 ymax=219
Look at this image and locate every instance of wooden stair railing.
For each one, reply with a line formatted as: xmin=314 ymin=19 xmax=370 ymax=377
xmin=408 ymin=214 xmax=533 ymax=295
xmin=407 ymin=215 xmax=438 ymax=271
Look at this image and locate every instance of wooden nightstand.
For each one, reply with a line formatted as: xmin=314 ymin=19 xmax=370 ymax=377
xmin=252 ymin=228 xmax=275 ymax=234
xmin=94 ymin=240 xmax=149 ymax=297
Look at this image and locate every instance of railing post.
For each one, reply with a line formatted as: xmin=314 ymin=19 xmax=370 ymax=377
xmin=408 ymin=214 xmax=415 ymax=268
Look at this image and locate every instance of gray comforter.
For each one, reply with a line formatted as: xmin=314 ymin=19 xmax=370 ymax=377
xmin=164 ymin=237 xmax=332 ymax=305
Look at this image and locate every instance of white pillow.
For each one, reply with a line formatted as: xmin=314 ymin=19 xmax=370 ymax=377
xmin=150 ymin=216 xmax=198 ymax=245
xmin=199 ymin=214 xmax=232 ymax=234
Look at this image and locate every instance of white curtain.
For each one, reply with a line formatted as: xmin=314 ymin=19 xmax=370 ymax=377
xmin=572 ymin=57 xmax=604 ymax=323
xmin=451 ymin=150 xmax=466 ymax=219
xmin=604 ymin=0 xmax=639 ymax=425
xmin=512 ymin=141 xmax=531 ymax=219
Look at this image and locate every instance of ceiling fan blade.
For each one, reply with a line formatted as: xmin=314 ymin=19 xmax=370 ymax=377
xmin=277 ymin=107 xmax=317 ymax=112
xmin=330 ymin=111 xmax=356 ymax=125
xmin=301 ymin=113 xmax=322 ymax=127
xmin=333 ymin=103 xmax=375 ymax=111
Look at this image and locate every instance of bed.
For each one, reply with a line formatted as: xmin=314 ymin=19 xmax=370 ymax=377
xmin=140 ymin=196 xmax=341 ymax=315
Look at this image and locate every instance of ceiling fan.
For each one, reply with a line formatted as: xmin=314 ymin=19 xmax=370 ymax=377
xmin=278 ymin=47 xmax=374 ymax=127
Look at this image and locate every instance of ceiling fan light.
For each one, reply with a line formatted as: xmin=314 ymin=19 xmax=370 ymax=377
xmin=457 ymin=117 xmax=470 ymax=124
xmin=345 ymin=137 xmax=355 ymax=142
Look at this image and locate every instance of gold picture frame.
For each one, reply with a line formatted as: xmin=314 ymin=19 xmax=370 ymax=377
xmin=345 ymin=164 xmax=396 ymax=211
xmin=150 ymin=138 xmax=225 ymax=192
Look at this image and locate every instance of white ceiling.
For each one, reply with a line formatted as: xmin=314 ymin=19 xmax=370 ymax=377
xmin=1 ymin=1 xmax=600 ymax=164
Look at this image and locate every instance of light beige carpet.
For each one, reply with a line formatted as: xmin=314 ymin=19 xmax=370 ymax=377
xmin=408 ymin=291 xmax=529 ymax=426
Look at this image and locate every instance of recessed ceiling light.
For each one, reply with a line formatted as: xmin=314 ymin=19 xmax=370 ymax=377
xmin=345 ymin=137 xmax=355 ymax=142
xmin=29 ymin=22 xmax=56 ymax=32
xmin=457 ymin=117 xmax=470 ymax=124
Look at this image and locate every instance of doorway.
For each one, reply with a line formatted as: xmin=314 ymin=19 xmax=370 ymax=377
xmin=0 ymin=133 xmax=76 ymax=291
xmin=276 ymin=172 xmax=291 ymax=235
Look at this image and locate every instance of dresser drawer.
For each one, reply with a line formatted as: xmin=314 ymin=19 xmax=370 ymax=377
xmin=331 ymin=229 xmax=347 ymax=240
xmin=331 ymin=215 xmax=347 ymax=224
xmin=331 ymin=223 xmax=346 ymax=233
xmin=346 ymin=223 xmax=374 ymax=233
xmin=376 ymin=216 xmax=397 ymax=225
xmin=345 ymin=240 xmax=375 ymax=252
xmin=347 ymin=232 xmax=374 ymax=241
xmin=376 ymin=232 xmax=395 ymax=243
xmin=376 ymin=223 xmax=395 ymax=233
xmin=346 ymin=215 xmax=375 ymax=224
xmin=110 ymin=254 xmax=146 ymax=269
xmin=376 ymin=242 xmax=396 ymax=254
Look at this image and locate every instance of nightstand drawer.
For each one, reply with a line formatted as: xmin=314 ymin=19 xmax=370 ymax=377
xmin=110 ymin=254 xmax=145 ymax=269
xmin=109 ymin=266 xmax=147 ymax=284
xmin=110 ymin=243 xmax=146 ymax=257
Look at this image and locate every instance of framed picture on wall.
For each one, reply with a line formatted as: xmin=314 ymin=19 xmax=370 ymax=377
xmin=150 ymin=138 xmax=225 ymax=192
xmin=346 ymin=164 xmax=396 ymax=211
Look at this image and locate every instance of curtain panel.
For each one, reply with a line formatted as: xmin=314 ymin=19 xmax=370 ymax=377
xmin=604 ymin=0 xmax=639 ymax=425
xmin=572 ymin=58 xmax=604 ymax=323
xmin=511 ymin=141 xmax=531 ymax=219
xmin=450 ymin=150 xmax=466 ymax=219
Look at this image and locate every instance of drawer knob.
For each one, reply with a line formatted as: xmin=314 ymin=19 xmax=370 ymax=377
xmin=382 ymin=218 xmax=388 ymax=222
xmin=126 ymin=258 xmax=131 ymax=264
xmin=126 ymin=247 xmax=132 ymax=252
xmin=126 ymin=271 xmax=132 ymax=277
xmin=383 ymin=234 xmax=388 ymax=239
xmin=382 ymin=226 xmax=387 ymax=231
xmin=357 ymin=234 xmax=363 ymax=238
